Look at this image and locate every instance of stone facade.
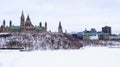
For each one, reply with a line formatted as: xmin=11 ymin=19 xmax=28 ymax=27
xmin=0 ymin=11 xmax=47 ymax=33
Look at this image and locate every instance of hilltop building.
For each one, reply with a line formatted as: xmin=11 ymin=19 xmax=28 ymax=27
xmin=0 ymin=11 xmax=47 ymax=33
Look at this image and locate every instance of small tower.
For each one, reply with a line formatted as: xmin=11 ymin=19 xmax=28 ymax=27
xmin=9 ymin=20 xmax=12 ymax=27
xmin=3 ymin=20 xmax=5 ymax=28
xmin=45 ymin=22 xmax=47 ymax=31
xmin=39 ymin=22 xmax=42 ymax=27
xmin=20 ymin=10 xmax=25 ymax=29
xmin=58 ymin=21 xmax=63 ymax=33
xmin=2 ymin=20 xmax=6 ymax=32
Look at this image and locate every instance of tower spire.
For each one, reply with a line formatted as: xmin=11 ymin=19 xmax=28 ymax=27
xmin=25 ymin=14 xmax=33 ymax=26
xmin=45 ymin=21 xmax=47 ymax=31
xmin=59 ymin=21 xmax=62 ymax=29
xmin=21 ymin=10 xmax=24 ymax=17
xmin=26 ymin=14 xmax=30 ymax=20
xmin=20 ymin=10 xmax=25 ymax=29
xmin=58 ymin=21 xmax=63 ymax=33
xmin=20 ymin=10 xmax=25 ymax=22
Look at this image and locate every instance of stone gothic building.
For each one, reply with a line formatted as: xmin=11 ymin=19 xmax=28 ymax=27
xmin=0 ymin=11 xmax=47 ymax=33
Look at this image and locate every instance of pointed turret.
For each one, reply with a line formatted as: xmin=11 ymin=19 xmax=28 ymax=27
xmin=20 ymin=10 xmax=25 ymax=29
xmin=20 ymin=10 xmax=25 ymax=23
xmin=3 ymin=20 xmax=5 ymax=28
xmin=25 ymin=15 xmax=33 ymax=26
xmin=9 ymin=20 xmax=12 ymax=27
xmin=21 ymin=10 xmax=24 ymax=17
xmin=45 ymin=22 xmax=47 ymax=31
xmin=26 ymin=15 xmax=30 ymax=20
xmin=39 ymin=22 xmax=42 ymax=27
xmin=58 ymin=21 xmax=63 ymax=33
xmin=2 ymin=20 xmax=6 ymax=32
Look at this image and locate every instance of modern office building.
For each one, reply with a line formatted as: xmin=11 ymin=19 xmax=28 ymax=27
xmin=102 ymin=26 xmax=111 ymax=35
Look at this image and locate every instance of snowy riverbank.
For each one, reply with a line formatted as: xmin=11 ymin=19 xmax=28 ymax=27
xmin=0 ymin=47 xmax=120 ymax=67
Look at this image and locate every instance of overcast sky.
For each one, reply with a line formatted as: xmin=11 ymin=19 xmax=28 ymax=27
xmin=0 ymin=0 xmax=120 ymax=34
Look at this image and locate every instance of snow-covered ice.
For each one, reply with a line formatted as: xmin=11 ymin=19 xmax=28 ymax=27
xmin=0 ymin=47 xmax=120 ymax=67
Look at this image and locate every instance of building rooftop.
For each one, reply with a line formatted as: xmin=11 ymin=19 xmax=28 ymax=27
xmin=8 ymin=26 xmax=21 ymax=30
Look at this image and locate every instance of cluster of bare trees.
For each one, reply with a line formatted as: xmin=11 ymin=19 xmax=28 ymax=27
xmin=0 ymin=32 xmax=83 ymax=51
xmin=79 ymin=40 xmax=120 ymax=47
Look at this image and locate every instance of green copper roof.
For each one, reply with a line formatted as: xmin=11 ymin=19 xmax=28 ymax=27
xmin=6 ymin=26 xmax=9 ymax=28
xmin=6 ymin=25 xmax=45 ymax=30
xmin=21 ymin=10 xmax=24 ymax=17
xmin=34 ymin=26 xmax=45 ymax=30
xmin=84 ymin=32 xmax=97 ymax=36
xmin=97 ymin=32 xmax=109 ymax=35
xmin=9 ymin=26 xmax=21 ymax=30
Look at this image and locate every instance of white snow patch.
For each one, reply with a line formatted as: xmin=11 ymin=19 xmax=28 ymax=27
xmin=0 ymin=47 xmax=120 ymax=67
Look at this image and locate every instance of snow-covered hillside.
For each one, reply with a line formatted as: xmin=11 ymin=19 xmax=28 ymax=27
xmin=0 ymin=47 xmax=120 ymax=67
xmin=0 ymin=32 xmax=82 ymax=51
xmin=79 ymin=40 xmax=120 ymax=47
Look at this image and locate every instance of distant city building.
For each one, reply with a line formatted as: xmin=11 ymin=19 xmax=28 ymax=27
xmin=83 ymin=28 xmax=97 ymax=36
xmin=91 ymin=28 xmax=96 ymax=33
xmin=70 ymin=32 xmax=83 ymax=39
xmin=102 ymin=26 xmax=111 ymax=35
xmin=58 ymin=21 xmax=63 ymax=33
xmin=83 ymin=29 xmax=98 ymax=40
xmin=83 ymin=28 xmax=109 ymax=40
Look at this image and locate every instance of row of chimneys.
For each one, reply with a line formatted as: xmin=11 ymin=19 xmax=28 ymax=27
xmin=1 ymin=20 xmax=12 ymax=28
xmin=39 ymin=22 xmax=47 ymax=30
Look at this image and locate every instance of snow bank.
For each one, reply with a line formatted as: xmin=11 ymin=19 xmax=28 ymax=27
xmin=0 ymin=47 xmax=120 ymax=67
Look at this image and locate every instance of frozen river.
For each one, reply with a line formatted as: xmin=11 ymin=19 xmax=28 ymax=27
xmin=0 ymin=47 xmax=120 ymax=67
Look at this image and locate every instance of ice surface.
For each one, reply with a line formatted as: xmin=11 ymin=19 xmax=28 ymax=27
xmin=0 ymin=47 xmax=120 ymax=67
